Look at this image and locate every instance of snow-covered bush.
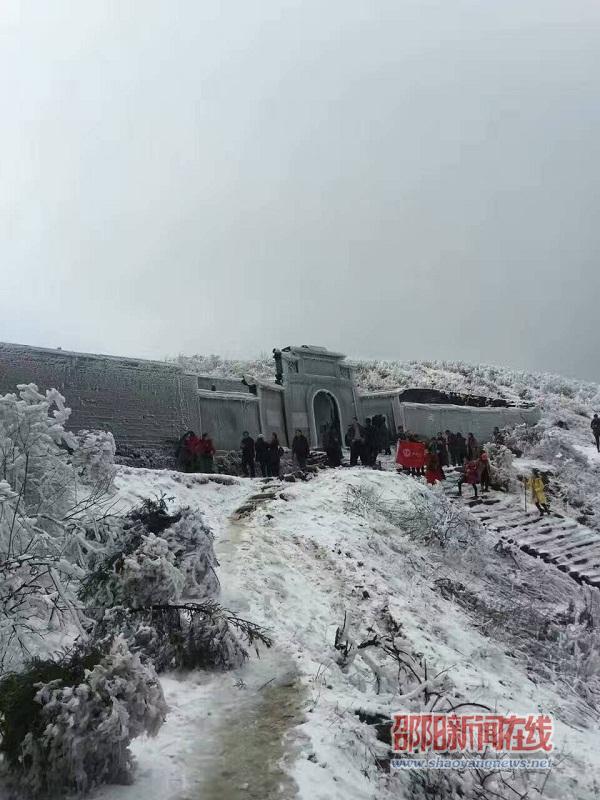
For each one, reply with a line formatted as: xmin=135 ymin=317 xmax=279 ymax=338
xmin=82 ymin=497 xmax=268 ymax=672
xmin=345 ymin=478 xmax=478 ymax=549
xmin=91 ymin=602 xmax=257 ymax=673
xmin=73 ymin=429 xmax=116 ymax=489
xmin=0 ymin=637 xmax=166 ymax=797
xmin=0 ymin=386 xmax=83 ymax=672
xmin=82 ymin=497 xmax=219 ymax=610
xmin=119 ymin=533 xmax=186 ymax=608
xmin=165 ymin=513 xmax=220 ymax=599
xmin=485 ymin=443 xmax=517 ymax=491
xmin=0 ymin=384 xmax=77 ymax=524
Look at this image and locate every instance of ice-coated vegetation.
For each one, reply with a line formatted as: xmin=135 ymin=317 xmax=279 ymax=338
xmin=0 ymin=385 xmax=267 ymax=798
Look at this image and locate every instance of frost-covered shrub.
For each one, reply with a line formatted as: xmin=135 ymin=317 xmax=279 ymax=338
xmin=120 ymin=533 xmax=186 ymax=608
xmin=91 ymin=603 xmax=254 ymax=673
xmin=504 ymin=422 xmax=543 ymax=454
xmin=485 ymin=443 xmax=516 ymax=491
xmin=81 ymin=497 xmax=265 ymax=673
xmin=0 ymin=384 xmax=77 ymax=526
xmin=73 ymin=430 xmax=116 ymax=488
xmin=345 ymin=479 xmax=478 ymax=549
xmin=0 ymin=637 xmax=166 ymax=797
xmin=164 ymin=513 xmax=220 ymax=599
xmin=183 ymin=609 xmax=247 ymax=670
xmin=0 ymin=386 xmax=83 ymax=672
xmin=81 ymin=498 xmax=219 ymax=610
xmin=531 ymin=427 xmax=588 ymax=467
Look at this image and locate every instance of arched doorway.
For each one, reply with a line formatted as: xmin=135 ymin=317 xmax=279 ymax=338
xmin=312 ymin=390 xmax=342 ymax=449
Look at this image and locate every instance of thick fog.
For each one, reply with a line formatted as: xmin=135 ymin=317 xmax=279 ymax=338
xmin=1 ymin=1 xmax=599 ymax=380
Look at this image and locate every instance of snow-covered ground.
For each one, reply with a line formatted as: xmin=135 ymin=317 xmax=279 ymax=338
xmin=94 ymin=464 xmax=600 ymax=800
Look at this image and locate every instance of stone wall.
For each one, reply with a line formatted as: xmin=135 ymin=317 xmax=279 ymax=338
xmin=359 ymin=393 xmax=402 ymax=432
xmin=0 ymin=342 xmax=201 ymax=451
xmin=196 ymin=390 xmax=261 ymax=450
xmin=0 ymin=341 xmax=543 ymax=460
xmin=400 ymin=402 xmax=542 ymax=441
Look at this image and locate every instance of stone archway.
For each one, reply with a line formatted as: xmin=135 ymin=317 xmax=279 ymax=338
xmin=312 ymin=390 xmax=342 ymax=449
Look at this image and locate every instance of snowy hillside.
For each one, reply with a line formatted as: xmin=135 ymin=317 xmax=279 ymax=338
xmin=95 ymin=465 xmax=600 ymax=800
xmin=171 ymin=353 xmax=600 ymax=412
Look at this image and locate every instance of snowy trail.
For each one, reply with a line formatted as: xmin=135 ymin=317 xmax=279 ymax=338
xmin=96 ymin=471 xmax=309 ymax=800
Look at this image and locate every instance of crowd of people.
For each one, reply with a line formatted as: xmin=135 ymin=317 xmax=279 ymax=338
xmin=241 ymin=431 xmax=284 ymax=477
xmin=395 ymin=427 xmax=490 ymax=494
xmin=176 ymin=421 xmax=550 ymax=516
xmin=344 ymin=415 xmax=393 ymax=466
xmin=176 ymin=431 xmax=217 ymax=473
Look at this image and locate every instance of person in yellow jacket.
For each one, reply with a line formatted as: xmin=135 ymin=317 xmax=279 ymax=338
xmin=527 ymin=469 xmax=550 ymax=516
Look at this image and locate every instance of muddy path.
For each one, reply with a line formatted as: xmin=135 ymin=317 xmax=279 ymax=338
xmin=180 ymin=485 xmax=308 ymax=800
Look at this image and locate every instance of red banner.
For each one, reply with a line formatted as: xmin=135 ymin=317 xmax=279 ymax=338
xmin=396 ymin=440 xmax=427 ymax=469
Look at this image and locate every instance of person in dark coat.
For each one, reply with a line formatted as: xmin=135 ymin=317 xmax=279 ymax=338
xmin=455 ymin=432 xmax=467 ymax=465
xmin=176 ymin=431 xmax=197 ymax=472
xmin=373 ymin=415 xmax=392 ymax=455
xmin=324 ymin=423 xmax=343 ymax=467
xmin=383 ymin=422 xmax=392 ymax=455
xmin=255 ymin=434 xmax=269 ymax=477
xmin=436 ymin=433 xmax=449 ymax=468
xmin=346 ymin=417 xmax=366 ymax=466
xmin=445 ymin=430 xmax=457 ymax=466
xmin=292 ymin=428 xmax=310 ymax=469
xmin=364 ymin=418 xmax=378 ymax=466
xmin=240 ymin=431 xmax=256 ymax=477
xmin=268 ymin=433 xmax=284 ymax=478
xmin=467 ymin=433 xmax=480 ymax=461
xmin=478 ymin=451 xmax=491 ymax=493
xmin=592 ymin=414 xmax=600 ymax=453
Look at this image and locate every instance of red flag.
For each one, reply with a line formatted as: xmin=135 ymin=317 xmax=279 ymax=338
xmin=396 ymin=440 xmax=426 ymax=469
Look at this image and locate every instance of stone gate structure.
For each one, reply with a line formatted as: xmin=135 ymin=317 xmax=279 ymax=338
xmin=0 ymin=341 xmax=541 ymax=454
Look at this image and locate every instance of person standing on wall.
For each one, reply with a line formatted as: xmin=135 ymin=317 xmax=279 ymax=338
xmin=240 ymin=431 xmax=256 ymax=477
xmin=198 ymin=432 xmax=216 ymax=473
xmin=591 ymin=414 xmax=600 ymax=453
xmin=292 ymin=428 xmax=310 ymax=470
xmin=255 ymin=434 xmax=269 ymax=477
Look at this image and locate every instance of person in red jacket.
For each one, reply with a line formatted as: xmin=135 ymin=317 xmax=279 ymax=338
xmin=458 ymin=460 xmax=479 ymax=498
xmin=198 ymin=432 xmax=216 ymax=473
xmin=425 ymin=448 xmax=445 ymax=485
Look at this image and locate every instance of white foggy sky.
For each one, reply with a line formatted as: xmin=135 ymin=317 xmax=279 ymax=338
xmin=1 ymin=1 xmax=599 ymax=380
